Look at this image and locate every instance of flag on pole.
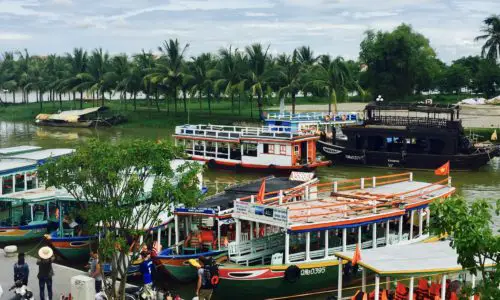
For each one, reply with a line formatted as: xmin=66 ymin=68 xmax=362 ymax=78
xmin=352 ymin=244 xmax=362 ymax=266
xmin=434 ymin=161 xmax=450 ymax=176
xmin=256 ymin=179 xmax=266 ymax=204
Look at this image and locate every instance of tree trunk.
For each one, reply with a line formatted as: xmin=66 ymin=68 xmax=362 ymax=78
xmin=133 ymin=92 xmax=137 ymax=111
xmin=239 ymin=93 xmax=241 ymax=115
xmin=155 ymin=91 xmax=160 ymax=112
xmin=250 ymin=94 xmax=253 ymax=119
xmin=174 ymin=87 xmax=178 ymax=113
xmin=292 ymin=92 xmax=296 ymax=114
xmin=39 ymin=91 xmax=42 ymax=111
xmin=199 ymin=93 xmax=202 ymax=110
xmin=257 ymin=94 xmax=264 ymax=120
xmin=208 ymin=94 xmax=212 ymax=115
xmin=231 ymin=93 xmax=234 ymax=113
xmin=59 ymin=93 xmax=62 ymax=110
xmin=183 ymin=90 xmax=187 ymax=113
xmin=12 ymin=92 xmax=15 ymax=104
xmin=102 ymin=92 xmax=105 ymax=107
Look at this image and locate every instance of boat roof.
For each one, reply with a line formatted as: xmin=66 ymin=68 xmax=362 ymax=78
xmin=365 ymin=102 xmax=459 ymax=114
xmin=266 ymin=112 xmax=359 ymax=125
xmin=0 ymin=187 xmax=73 ymax=203
xmin=46 ymin=107 xmax=107 ymax=121
xmin=334 ymin=241 xmax=495 ymax=277
xmin=175 ymin=124 xmax=318 ymax=141
xmin=9 ymin=148 xmax=75 ymax=162
xmin=198 ymin=176 xmax=312 ymax=211
xmin=0 ymin=145 xmax=42 ymax=156
xmin=0 ymin=158 xmax=37 ymax=176
xmin=232 ymin=173 xmax=455 ymax=232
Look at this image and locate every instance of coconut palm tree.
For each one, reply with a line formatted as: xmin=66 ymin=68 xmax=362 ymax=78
xmin=189 ymin=53 xmax=217 ymax=114
xmin=214 ymin=46 xmax=242 ymax=113
xmin=276 ymin=51 xmax=301 ymax=114
xmin=296 ymin=46 xmax=317 ymax=67
xmin=64 ymin=48 xmax=88 ymax=108
xmin=244 ymin=43 xmax=271 ymax=120
xmin=156 ymin=39 xmax=190 ymax=113
xmin=475 ymin=15 xmax=500 ymax=62
xmin=134 ymin=50 xmax=157 ymax=111
xmin=306 ymin=55 xmax=361 ymax=113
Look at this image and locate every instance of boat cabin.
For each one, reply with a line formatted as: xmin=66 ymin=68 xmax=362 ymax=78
xmin=343 ymin=102 xmax=468 ymax=155
xmin=174 ymin=124 xmax=329 ymax=170
xmin=265 ymin=111 xmax=359 ymax=133
xmin=226 ymin=172 xmax=454 ymax=267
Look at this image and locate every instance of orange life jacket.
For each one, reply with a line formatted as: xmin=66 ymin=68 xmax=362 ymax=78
xmin=352 ymin=290 xmax=368 ymax=300
xmin=416 ymin=279 xmax=430 ymax=300
xmin=395 ymin=282 xmax=409 ymax=300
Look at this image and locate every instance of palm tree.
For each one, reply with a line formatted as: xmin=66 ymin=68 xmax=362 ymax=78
xmin=296 ymin=46 xmax=317 ymax=66
xmin=156 ymin=39 xmax=190 ymax=113
xmin=244 ymin=43 xmax=271 ymax=120
xmin=72 ymin=48 xmax=111 ymax=107
xmin=306 ymin=55 xmax=361 ymax=113
xmin=276 ymin=51 xmax=301 ymax=114
xmin=475 ymin=15 xmax=500 ymax=62
xmin=189 ymin=53 xmax=216 ymax=114
xmin=64 ymin=48 xmax=88 ymax=108
xmin=214 ymin=46 xmax=241 ymax=113
xmin=134 ymin=50 xmax=157 ymax=112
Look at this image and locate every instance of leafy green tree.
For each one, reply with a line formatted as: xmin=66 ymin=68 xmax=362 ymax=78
xmin=475 ymin=15 xmax=500 ymax=62
xmin=64 ymin=48 xmax=88 ymax=108
xmin=475 ymin=59 xmax=500 ymax=98
xmin=134 ymin=50 xmax=157 ymax=112
xmin=439 ymin=63 xmax=470 ymax=95
xmin=38 ymin=139 xmax=203 ymax=300
xmin=276 ymin=51 xmax=301 ymax=113
xmin=359 ymin=24 xmax=438 ymax=100
xmin=430 ymin=196 xmax=499 ymax=300
xmin=189 ymin=53 xmax=216 ymax=114
xmin=244 ymin=43 xmax=271 ymax=120
xmin=215 ymin=46 xmax=243 ymax=113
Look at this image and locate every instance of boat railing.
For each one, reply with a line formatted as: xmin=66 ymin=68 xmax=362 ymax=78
xmin=366 ymin=116 xmax=460 ymax=129
xmin=266 ymin=111 xmax=359 ymax=122
xmin=228 ymin=232 xmax=285 ymax=265
xmin=175 ymin=124 xmax=308 ymax=140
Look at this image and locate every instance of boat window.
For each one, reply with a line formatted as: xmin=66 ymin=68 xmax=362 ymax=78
xmin=263 ymin=144 xmax=274 ymax=154
xmin=194 ymin=141 xmax=204 ymax=156
xmin=15 ymin=173 xmax=25 ymax=192
xmin=206 ymin=142 xmax=216 ymax=157
xmin=280 ymin=145 xmax=287 ymax=155
xmin=26 ymin=172 xmax=36 ymax=190
xmin=243 ymin=143 xmax=258 ymax=157
xmin=2 ymin=175 xmax=13 ymax=194
xmin=229 ymin=143 xmax=241 ymax=160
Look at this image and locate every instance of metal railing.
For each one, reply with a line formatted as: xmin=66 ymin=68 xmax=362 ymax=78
xmin=366 ymin=116 xmax=460 ymax=129
xmin=175 ymin=124 xmax=310 ymax=140
xmin=266 ymin=111 xmax=359 ymax=122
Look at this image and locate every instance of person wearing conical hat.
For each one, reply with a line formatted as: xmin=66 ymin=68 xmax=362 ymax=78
xmin=37 ymin=246 xmax=54 ymax=300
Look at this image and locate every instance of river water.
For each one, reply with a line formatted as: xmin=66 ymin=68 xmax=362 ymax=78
xmin=1 ymin=121 xmax=499 ymax=299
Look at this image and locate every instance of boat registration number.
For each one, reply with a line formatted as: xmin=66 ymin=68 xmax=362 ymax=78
xmin=301 ymin=267 xmax=326 ymax=276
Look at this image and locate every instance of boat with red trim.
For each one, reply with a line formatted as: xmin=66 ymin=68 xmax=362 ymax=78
xmin=174 ymin=124 xmax=330 ymax=171
xmin=153 ymin=172 xmax=319 ymax=282
xmin=213 ymin=172 xmax=455 ymax=299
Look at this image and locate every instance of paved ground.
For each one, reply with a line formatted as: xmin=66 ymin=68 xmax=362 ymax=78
xmin=0 ymin=248 xmax=86 ymax=299
xmin=269 ymin=103 xmax=500 ymax=128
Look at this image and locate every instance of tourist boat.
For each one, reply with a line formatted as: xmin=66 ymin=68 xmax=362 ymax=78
xmin=153 ymin=172 xmax=318 ymax=282
xmin=264 ymin=111 xmax=359 ymax=133
xmin=45 ymin=159 xmax=207 ymax=263
xmin=334 ymin=241 xmax=493 ymax=300
xmin=0 ymin=147 xmax=74 ymax=243
xmin=174 ymin=124 xmax=330 ymax=171
xmin=35 ymin=106 xmax=126 ymax=128
xmin=212 ymin=172 xmax=455 ymax=299
xmin=317 ymin=102 xmax=500 ymax=170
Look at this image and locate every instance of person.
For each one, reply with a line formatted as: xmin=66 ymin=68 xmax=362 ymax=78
xmin=37 ymin=246 xmax=54 ymax=300
xmin=196 ymin=256 xmax=217 ymax=300
xmin=139 ymin=251 xmax=154 ymax=297
xmin=88 ymin=250 xmax=103 ymax=294
xmin=14 ymin=252 xmax=29 ymax=286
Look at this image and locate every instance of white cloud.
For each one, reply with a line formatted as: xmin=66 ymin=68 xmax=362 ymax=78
xmin=244 ymin=12 xmax=277 ymax=17
xmin=0 ymin=32 xmax=31 ymax=40
xmin=52 ymin=0 xmax=72 ymax=5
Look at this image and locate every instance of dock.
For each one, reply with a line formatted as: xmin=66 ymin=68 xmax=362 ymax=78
xmin=0 ymin=248 xmax=86 ymax=299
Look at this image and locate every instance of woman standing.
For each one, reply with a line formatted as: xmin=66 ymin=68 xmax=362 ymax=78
xmin=37 ymin=246 xmax=54 ymax=300
xmin=14 ymin=252 xmax=29 ymax=285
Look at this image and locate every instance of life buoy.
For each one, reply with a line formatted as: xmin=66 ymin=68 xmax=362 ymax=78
xmin=341 ymin=114 xmax=347 ymax=121
xmin=284 ymin=265 xmax=301 ymax=283
xmin=211 ymin=275 xmax=220 ymax=285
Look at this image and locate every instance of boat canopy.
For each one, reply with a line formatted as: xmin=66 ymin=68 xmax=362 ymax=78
xmin=0 ymin=146 xmax=42 ymax=156
xmin=0 ymin=187 xmax=74 ymax=203
xmin=334 ymin=241 xmax=496 ymax=277
xmin=0 ymin=158 xmax=37 ymax=176
xmin=36 ymin=107 xmax=108 ymax=123
xmin=9 ymin=148 xmax=75 ymax=163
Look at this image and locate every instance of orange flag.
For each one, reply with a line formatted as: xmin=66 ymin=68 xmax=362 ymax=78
xmin=434 ymin=161 xmax=450 ymax=176
xmin=352 ymin=244 xmax=361 ymax=266
xmin=256 ymin=179 xmax=266 ymax=204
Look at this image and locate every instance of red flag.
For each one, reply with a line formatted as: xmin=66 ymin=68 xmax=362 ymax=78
xmin=352 ymin=244 xmax=362 ymax=266
xmin=434 ymin=161 xmax=450 ymax=176
xmin=256 ymin=179 xmax=266 ymax=204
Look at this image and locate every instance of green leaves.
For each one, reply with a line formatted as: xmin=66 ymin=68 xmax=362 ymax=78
xmin=430 ymin=196 xmax=500 ymax=299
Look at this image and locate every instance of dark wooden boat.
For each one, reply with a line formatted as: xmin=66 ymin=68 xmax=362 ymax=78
xmin=317 ymin=102 xmax=500 ymax=170
xmin=35 ymin=107 xmax=126 ymax=128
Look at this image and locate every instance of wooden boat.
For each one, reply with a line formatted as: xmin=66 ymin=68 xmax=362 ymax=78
xmin=0 ymin=147 xmax=75 ymax=243
xmin=317 ymin=102 xmax=500 ymax=170
xmin=212 ymin=172 xmax=455 ymax=299
xmin=153 ymin=172 xmax=318 ymax=282
xmin=174 ymin=124 xmax=330 ymax=171
xmin=334 ymin=241 xmax=494 ymax=300
xmin=35 ymin=106 xmax=126 ymax=128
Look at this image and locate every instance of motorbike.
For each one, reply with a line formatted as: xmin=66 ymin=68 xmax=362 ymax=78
xmin=9 ymin=280 xmax=34 ymax=300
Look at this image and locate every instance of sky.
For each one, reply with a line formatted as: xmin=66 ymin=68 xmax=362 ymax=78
xmin=0 ymin=0 xmax=498 ymax=63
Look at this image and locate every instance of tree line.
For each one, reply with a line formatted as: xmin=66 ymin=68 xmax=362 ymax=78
xmin=1 ymin=16 xmax=500 ymax=117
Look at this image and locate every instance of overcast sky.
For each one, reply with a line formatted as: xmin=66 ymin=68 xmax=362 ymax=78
xmin=0 ymin=0 xmax=498 ymax=63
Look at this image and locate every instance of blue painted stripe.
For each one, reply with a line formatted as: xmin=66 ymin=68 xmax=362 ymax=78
xmin=49 ymin=230 xmax=98 ymax=242
xmin=155 ymin=250 xmax=226 ymax=259
xmin=289 ymin=214 xmax=404 ymax=233
xmin=0 ymin=165 xmax=37 ymax=176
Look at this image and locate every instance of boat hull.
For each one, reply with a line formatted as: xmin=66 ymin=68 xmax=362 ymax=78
xmin=317 ymin=141 xmax=497 ymax=170
xmin=191 ymin=157 xmax=330 ymax=172
xmin=154 ymin=250 xmax=228 ymax=282
xmin=215 ymin=260 xmax=342 ymax=299
xmin=45 ymin=233 xmax=98 ymax=261
xmin=0 ymin=223 xmax=48 ymax=244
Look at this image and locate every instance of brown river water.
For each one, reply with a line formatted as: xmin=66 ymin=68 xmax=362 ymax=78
xmin=0 ymin=121 xmax=498 ymax=299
